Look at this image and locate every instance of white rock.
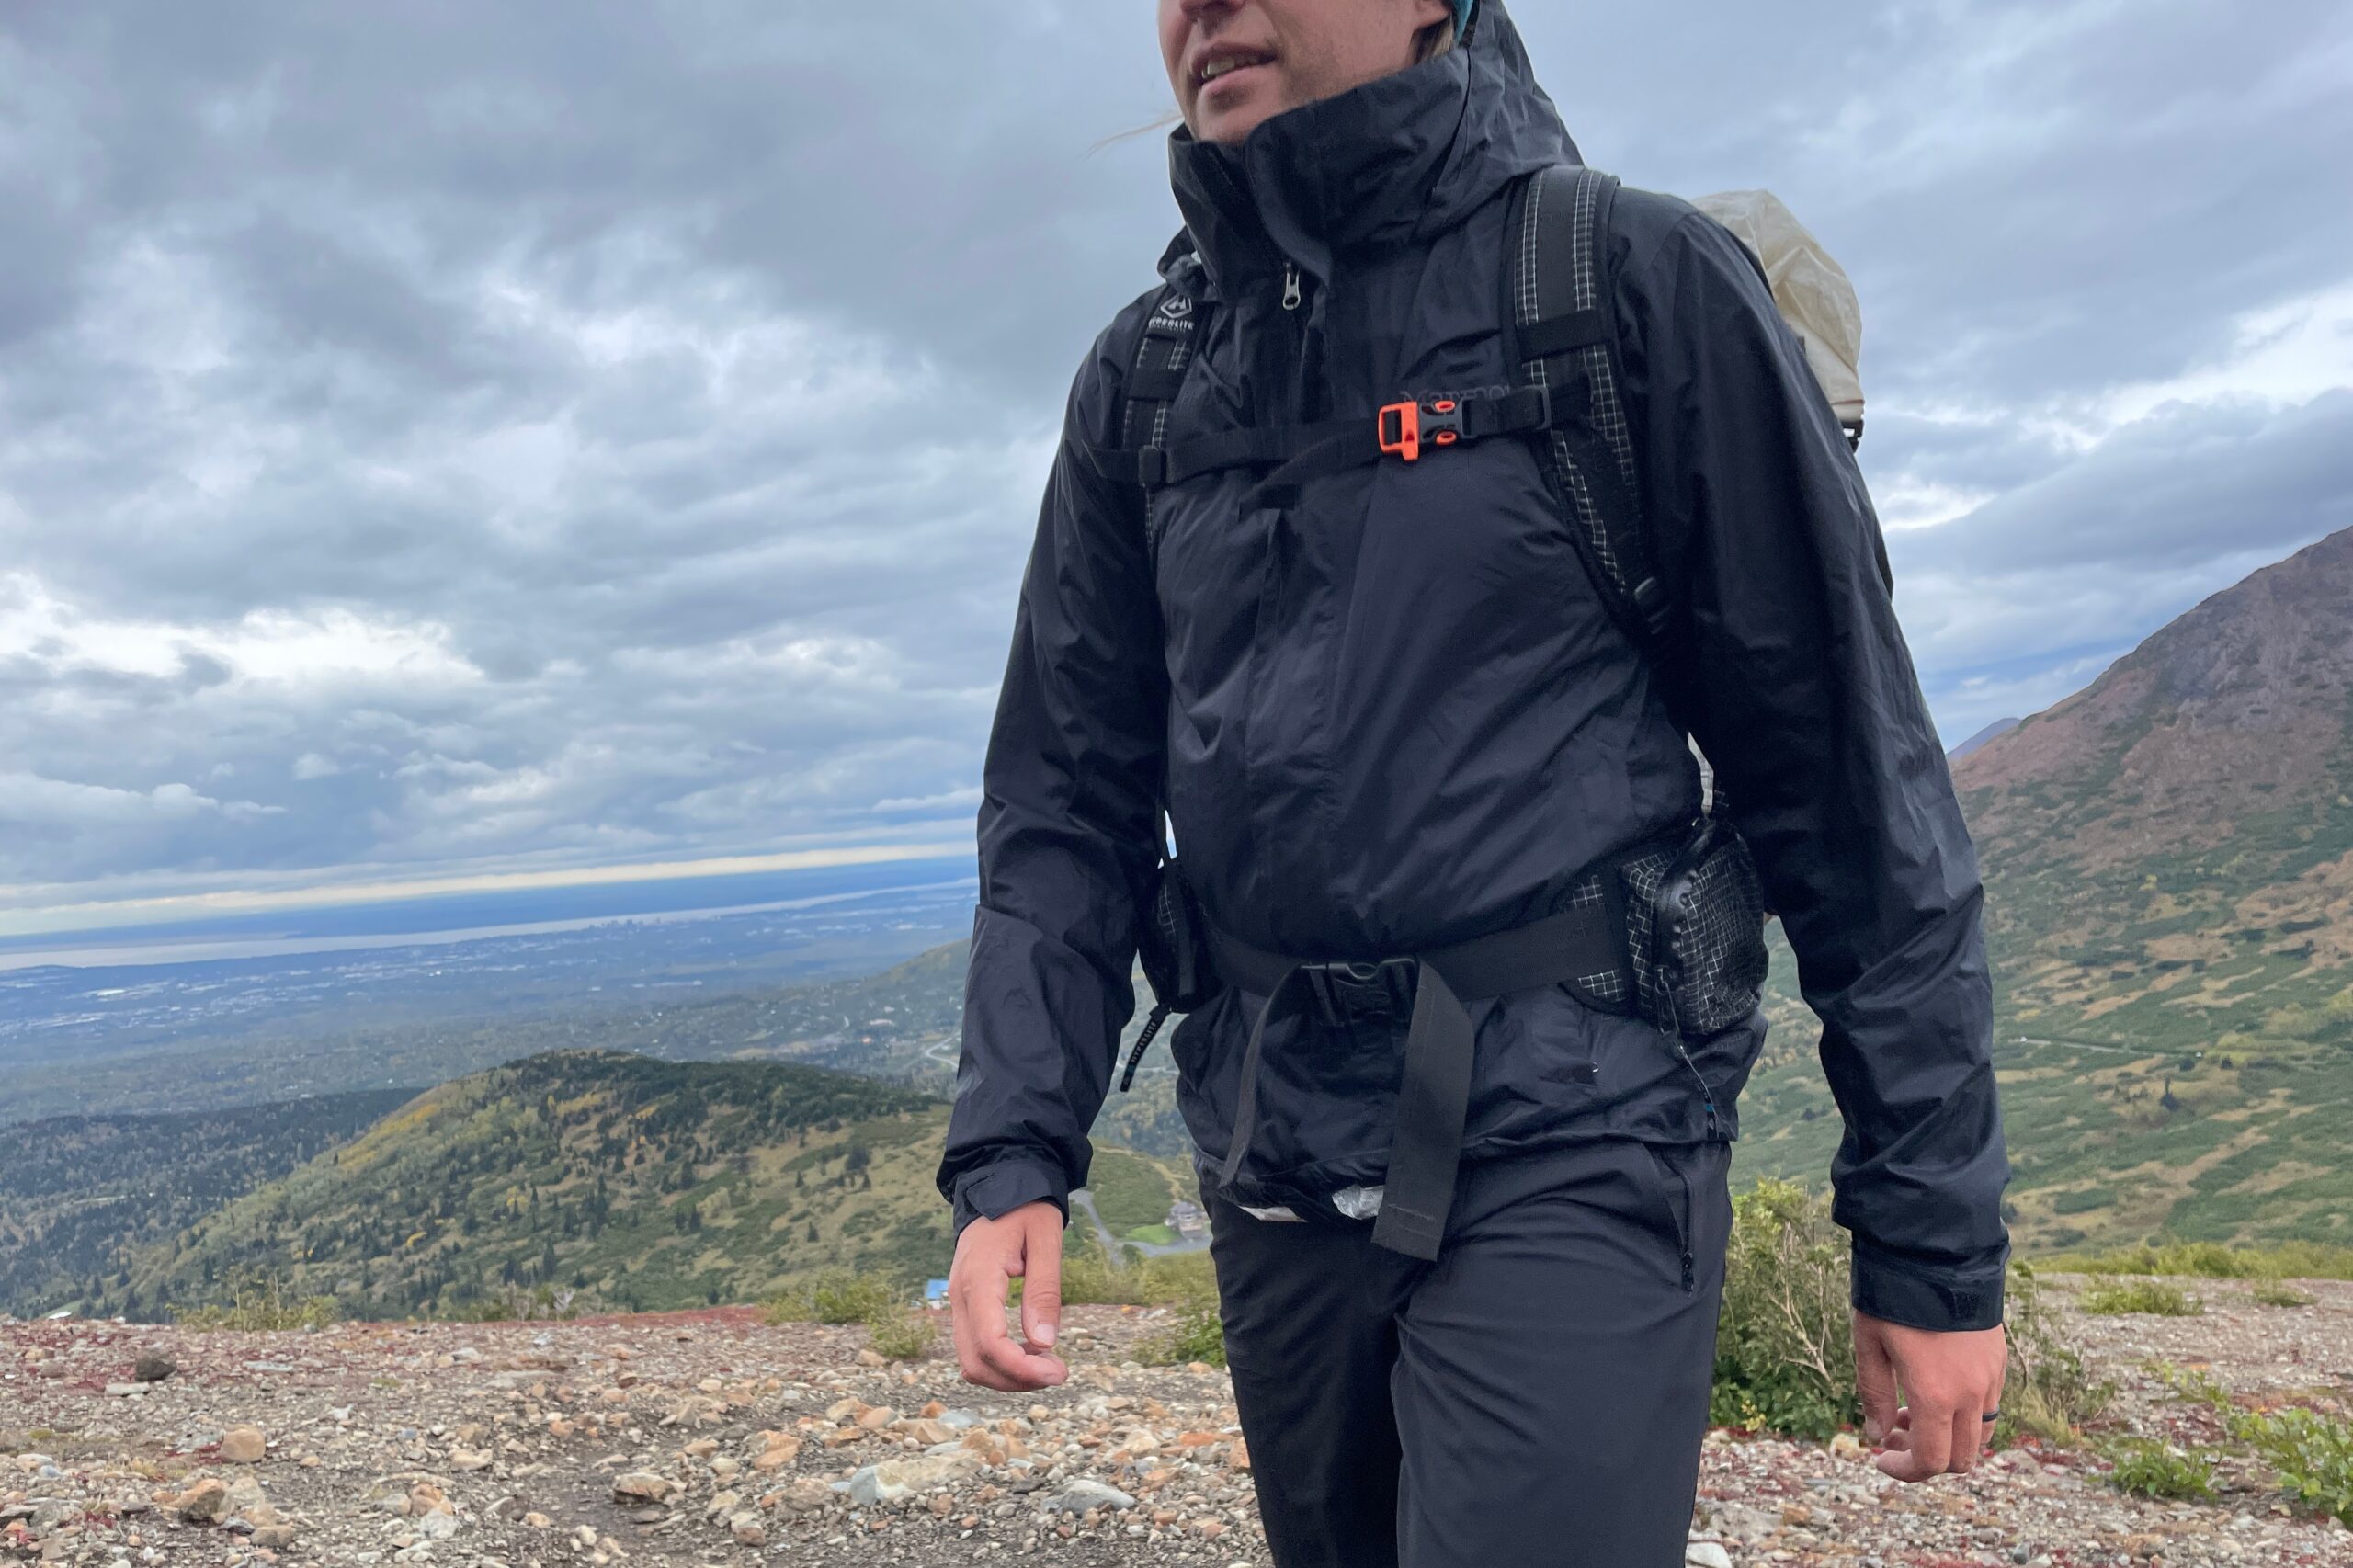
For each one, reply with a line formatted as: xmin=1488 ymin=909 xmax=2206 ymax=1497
xmin=1046 ymin=1479 xmax=1137 ymax=1512
xmin=846 ymin=1451 xmax=981 ymax=1506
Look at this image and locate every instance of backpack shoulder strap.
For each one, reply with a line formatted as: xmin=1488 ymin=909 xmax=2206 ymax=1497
xmin=1503 ymin=165 xmax=1674 ymax=662
xmin=1088 ymin=280 xmax=1210 ymax=540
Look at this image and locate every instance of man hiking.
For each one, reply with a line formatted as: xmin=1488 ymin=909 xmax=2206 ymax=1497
xmin=938 ymin=1 xmax=2009 ymax=1562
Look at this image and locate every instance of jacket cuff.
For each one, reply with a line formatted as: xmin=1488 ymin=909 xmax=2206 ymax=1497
xmin=1850 ymin=1241 xmax=2006 ymax=1333
xmin=950 ymin=1158 xmax=1071 ymax=1238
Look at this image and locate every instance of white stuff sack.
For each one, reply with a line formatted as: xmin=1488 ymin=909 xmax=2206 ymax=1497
xmin=1691 ymin=189 xmax=1865 ymax=437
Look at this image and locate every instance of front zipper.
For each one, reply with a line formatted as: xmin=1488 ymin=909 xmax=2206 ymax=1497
xmin=1278 ymin=260 xmax=1324 ymax=422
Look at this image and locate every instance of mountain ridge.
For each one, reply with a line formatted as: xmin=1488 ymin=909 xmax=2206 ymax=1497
xmin=1739 ymin=527 xmax=2353 ymax=1250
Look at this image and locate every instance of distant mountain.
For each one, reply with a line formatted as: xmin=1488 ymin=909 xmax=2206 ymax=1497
xmin=1956 ymin=527 xmax=2353 ymax=1017
xmin=1741 ymin=528 xmax=2353 ymax=1251
xmin=1949 ymin=718 xmax=2020 ymax=760
xmin=0 ymin=1090 xmax=418 ymax=1319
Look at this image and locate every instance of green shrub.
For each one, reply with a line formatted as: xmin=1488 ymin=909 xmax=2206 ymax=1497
xmin=2158 ymin=1364 xmax=2353 ymax=1525
xmin=1709 ymin=1185 xmax=2107 ymax=1444
xmin=865 ymin=1308 xmax=938 ymax=1362
xmin=2237 ymin=1407 xmax=2353 ymax=1525
xmin=2103 ymin=1437 xmax=2218 ymax=1501
xmin=1709 ymin=1180 xmax=1857 ymax=1439
xmin=1058 ymin=1229 xmax=1215 ymax=1308
xmin=175 ymin=1272 xmax=340 ymax=1333
xmin=2250 ymin=1281 xmax=2317 ymax=1308
xmin=763 ymin=1268 xmax=900 ymax=1324
xmin=1053 ymin=1224 xmax=1226 ymax=1369
xmin=2055 ymin=1242 xmax=2353 ymax=1282
xmin=1139 ymin=1289 xmax=1227 ymax=1369
xmin=2067 ymin=1243 xmax=2252 ymax=1279
xmin=2001 ymin=1264 xmax=2113 ymax=1445
xmin=2081 ymin=1279 xmax=2203 ymax=1316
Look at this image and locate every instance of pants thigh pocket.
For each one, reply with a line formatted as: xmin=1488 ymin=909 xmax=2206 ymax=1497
xmin=1637 ymin=1143 xmax=1700 ymax=1296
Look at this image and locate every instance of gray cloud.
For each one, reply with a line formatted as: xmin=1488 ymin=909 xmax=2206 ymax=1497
xmin=1 ymin=0 xmax=2348 ymax=912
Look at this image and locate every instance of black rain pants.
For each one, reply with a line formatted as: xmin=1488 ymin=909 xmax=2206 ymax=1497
xmin=1204 ymin=1134 xmax=1733 ymax=1568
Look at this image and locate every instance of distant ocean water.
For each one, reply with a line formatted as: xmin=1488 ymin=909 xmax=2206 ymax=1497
xmin=0 ymin=857 xmax=978 ymax=973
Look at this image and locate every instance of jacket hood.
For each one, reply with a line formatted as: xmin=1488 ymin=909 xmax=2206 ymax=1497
xmin=1163 ymin=0 xmax=1577 ymax=295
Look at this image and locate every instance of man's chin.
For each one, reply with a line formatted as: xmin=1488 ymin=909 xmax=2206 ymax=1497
xmin=1196 ymin=93 xmax=1286 ymax=146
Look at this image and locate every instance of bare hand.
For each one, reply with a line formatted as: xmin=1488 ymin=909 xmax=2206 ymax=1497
xmin=949 ymin=1200 xmax=1069 ymax=1392
xmin=1853 ymin=1311 xmax=2006 ymax=1482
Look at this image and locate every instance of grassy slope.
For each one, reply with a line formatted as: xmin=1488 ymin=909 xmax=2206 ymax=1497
xmin=1733 ymin=927 xmax=2353 ymax=1255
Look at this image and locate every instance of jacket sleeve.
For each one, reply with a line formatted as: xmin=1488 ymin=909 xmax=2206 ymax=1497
xmin=1623 ymin=210 xmax=2011 ymax=1332
xmin=935 ymin=320 xmax=1170 ymax=1237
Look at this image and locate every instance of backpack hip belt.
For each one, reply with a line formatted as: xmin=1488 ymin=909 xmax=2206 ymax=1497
xmin=1202 ymin=897 xmax=1623 ymax=1263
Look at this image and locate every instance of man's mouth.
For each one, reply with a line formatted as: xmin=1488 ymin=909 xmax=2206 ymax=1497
xmin=1196 ymin=48 xmax=1277 ymax=94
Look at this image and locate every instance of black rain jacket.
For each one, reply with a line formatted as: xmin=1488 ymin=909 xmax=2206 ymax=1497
xmin=938 ymin=2 xmax=2009 ymax=1332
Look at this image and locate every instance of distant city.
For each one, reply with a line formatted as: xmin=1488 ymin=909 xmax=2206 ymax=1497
xmin=0 ymin=856 xmax=978 ymax=1065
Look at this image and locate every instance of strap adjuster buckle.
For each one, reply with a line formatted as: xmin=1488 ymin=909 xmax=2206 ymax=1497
xmin=1377 ymin=398 xmax=1466 ymax=464
xmin=1135 ymin=445 xmax=1168 ymax=488
xmin=1302 ymin=957 xmax=1416 ymax=1026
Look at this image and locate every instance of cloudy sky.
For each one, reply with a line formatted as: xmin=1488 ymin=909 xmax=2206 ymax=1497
xmin=2 ymin=0 xmax=2348 ymax=933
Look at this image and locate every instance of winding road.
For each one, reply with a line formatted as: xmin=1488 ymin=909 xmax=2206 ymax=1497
xmin=1068 ymin=1187 xmax=1211 ymax=1258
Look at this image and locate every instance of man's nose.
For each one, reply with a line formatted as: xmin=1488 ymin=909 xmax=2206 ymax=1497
xmin=1176 ymin=0 xmax=1241 ymax=22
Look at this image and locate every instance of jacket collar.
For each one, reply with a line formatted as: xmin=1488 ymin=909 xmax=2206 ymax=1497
xmin=1161 ymin=0 xmax=1577 ymax=296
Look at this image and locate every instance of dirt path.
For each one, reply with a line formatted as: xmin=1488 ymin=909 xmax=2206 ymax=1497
xmin=4 ymin=1277 xmax=2348 ymax=1565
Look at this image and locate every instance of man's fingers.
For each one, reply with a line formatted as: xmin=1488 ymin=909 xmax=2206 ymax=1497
xmin=976 ymin=1324 xmax=1066 ymax=1390
xmin=971 ymin=1261 xmax=1064 ymax=1390
xmin=951 ymin=1234 xmax=1029 ymax=1391
xmin=1877 ymin=1391 xmax=1955 ymax=1483
xmin=1854 ymin=1320 xmax=1901 ymax=1447
xmin=949 ymin=1262 xmax=1008 ymax=1388
xmin=947 ymin=1210 xmax=1071 ymax=1393
xmin=1949 ymin=1402 xmax=1985 ymax=1474
xmin=1952 ymin=1349 xmax=2006 ymax=1472
xmin=1018 ymin=1215 xmax=1063 ymax=1352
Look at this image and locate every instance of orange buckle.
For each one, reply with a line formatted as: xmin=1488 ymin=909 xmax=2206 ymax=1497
xmin=1379 ymin=400 xmax=1422 ymax=462
xmin=1378 ymin=398 xmax=1464 ymax=464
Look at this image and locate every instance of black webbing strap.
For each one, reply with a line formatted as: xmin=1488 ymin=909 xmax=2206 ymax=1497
xmin=1206 ymin=899 xmax=1623 ymax=1261
xmin=1116 ymin=284 xmax=1206 ymax=535
xmin=1085 ymin=387 xmax=1562 ymax=494
xmin=1258 ymin=387 xmax=1555 ymax=490
xmin=1517 ymin=308 xmax=1612 ymax=360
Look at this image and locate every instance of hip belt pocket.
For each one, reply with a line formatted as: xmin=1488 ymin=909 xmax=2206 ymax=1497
xmin=1620 ymin=819 xmax=1769 ymax=1039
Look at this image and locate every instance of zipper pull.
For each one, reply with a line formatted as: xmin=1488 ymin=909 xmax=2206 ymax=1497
xmin=1120 ymin=1004 xmax=1170 ymax=1092
xmin=1281 ymin=262 xmax=1302 ymax=312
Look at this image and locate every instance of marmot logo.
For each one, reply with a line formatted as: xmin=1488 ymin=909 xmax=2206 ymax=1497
xmin=1401 ymin=383 xmax=1512 ymax=405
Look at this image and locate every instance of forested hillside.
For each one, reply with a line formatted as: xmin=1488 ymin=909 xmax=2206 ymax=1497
xmin=0 ymin=1089 xmax=417 ymax=1318
xmin=112 ymin=1052 xmax=948 ymax=1322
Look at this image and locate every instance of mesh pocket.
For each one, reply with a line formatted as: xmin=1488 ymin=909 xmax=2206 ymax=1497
xmin=1620 ymin=825 xmax=1768 ymax=1037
